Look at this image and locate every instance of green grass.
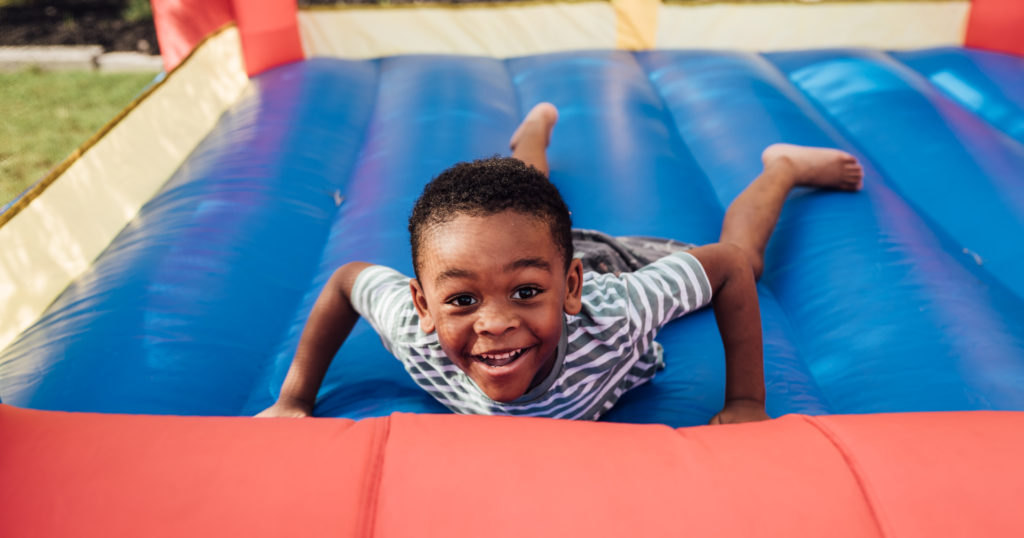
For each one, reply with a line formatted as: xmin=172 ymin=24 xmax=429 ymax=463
xmin=122 ymin=0 xmax=153 ymax=23
xmin=0 ymin=68 xmax=158 ymax=207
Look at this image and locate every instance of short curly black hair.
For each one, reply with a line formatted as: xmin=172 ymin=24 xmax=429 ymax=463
xmin=409 ymin=156 xmax=573 ymax=277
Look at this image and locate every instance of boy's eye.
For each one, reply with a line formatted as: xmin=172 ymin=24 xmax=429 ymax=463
xmin=512 ymin=287 xmax=542 ymax=300
xmin=447 ymin=295 xmax=477 ymax=307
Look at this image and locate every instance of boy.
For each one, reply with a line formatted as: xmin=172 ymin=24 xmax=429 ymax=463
xmin=258 ymin=103 xmax=862 ymax=423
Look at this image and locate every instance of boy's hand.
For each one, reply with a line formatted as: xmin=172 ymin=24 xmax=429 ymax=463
xmin=255 ymin=399 xmax=313 ymax=418
xmin=260 ymin=262 xmax=371 ymax=420
xmin=688 ymin=244 xmax=769 ymax=427
xmin=709 ymin=399 xmax=770 ymax=425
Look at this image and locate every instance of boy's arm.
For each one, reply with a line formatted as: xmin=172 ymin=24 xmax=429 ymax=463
xmin=685 ymin=243 xmax=770 ymax=425
xmin=256 ymin=261 xmax=372 ymax=417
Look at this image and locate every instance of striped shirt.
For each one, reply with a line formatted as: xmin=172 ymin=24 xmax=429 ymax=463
xmin=350 ymin=251 xmax=712 ymax=420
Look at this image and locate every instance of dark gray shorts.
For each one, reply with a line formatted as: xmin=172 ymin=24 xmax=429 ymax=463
xmin=572 ymin=229 xmax=695 ymax=276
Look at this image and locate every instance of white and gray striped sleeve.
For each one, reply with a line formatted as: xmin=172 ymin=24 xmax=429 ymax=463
xmin=617 ymin=251 xmax=713 ymax=338
xmin=349 ymin=265 xmax=419 ymax=355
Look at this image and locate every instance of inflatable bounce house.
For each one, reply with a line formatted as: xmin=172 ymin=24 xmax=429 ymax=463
xmin=2 ymin=0 xmax=1024 ymax=535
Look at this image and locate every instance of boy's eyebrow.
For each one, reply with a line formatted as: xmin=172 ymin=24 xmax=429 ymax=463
xmin=434 ymin=258 xmax=552 ymax=286
xmin=435 ymin=268 xmax=476 ymax=286
xmin=506 ymin=257 xmax=552 ymax=272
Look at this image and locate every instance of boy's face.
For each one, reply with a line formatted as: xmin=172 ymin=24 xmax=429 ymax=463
xmin=410 ymin=210 xmax=583 ymax=403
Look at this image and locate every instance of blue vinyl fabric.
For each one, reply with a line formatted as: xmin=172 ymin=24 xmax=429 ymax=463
xmin=896 ymin=47 xmax=1024 ymax=146
xmin=2 ymin=48 xmax=1023 ymax=427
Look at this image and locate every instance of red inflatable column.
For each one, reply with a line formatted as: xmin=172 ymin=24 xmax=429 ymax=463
xmin=233 ymin=0 xmax=305 ymax=76
xmin=152 ymin=0 xmax=235 ymax=72
xmin=965 ymin=0 xmax=1024 ymax=57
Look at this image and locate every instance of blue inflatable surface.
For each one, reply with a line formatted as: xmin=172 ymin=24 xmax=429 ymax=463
xmin=2 ymin=48 xmax=1023 ymax=427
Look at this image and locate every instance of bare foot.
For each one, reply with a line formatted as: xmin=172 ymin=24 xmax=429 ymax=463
xmin=510 ymin=102 xmax=559 ymax=152
xmin=762 ymin=143 xmax=863 ymax=191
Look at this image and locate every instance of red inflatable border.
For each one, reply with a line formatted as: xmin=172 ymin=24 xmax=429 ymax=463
xmin=3 ymin=404 xmax=1024 ymax=537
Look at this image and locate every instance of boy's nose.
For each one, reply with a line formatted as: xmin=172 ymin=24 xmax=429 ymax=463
xmin=473 ymin=304 xmax=519 ymax=335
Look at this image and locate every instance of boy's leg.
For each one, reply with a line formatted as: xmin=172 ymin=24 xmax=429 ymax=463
xmin=720 ymin=143 xmax=864 ymax=279
xmin=510 ymin=102 xmax=559 ymax=177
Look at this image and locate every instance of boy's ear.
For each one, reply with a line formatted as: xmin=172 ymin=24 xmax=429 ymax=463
xmin=563 ymin=258 xmax=584 ymax=315
xmin=409 ymin=279 xmax=436 ymax=333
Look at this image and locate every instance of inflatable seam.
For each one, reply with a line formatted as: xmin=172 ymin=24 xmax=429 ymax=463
xmin=800 ymin=415 xmax=891 ymax=538
xmin=357 ymin=416 xmax=391 ymax=538
xmin=243 ymin=60 xmax=383 ymax=415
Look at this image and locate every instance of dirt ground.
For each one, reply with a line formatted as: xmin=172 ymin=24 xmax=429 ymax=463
xmin=0 ymin=1 xmax=159 ymax=53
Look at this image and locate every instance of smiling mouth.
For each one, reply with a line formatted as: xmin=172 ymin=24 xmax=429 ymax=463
xmin=472 ymin=346 xmax=532 ymax=368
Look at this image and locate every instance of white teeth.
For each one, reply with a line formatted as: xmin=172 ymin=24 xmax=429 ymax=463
xmin=474 ymin=347 xmax=528 ymax=366
xmin=482 ymin=350 xmax=517 ymax=360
